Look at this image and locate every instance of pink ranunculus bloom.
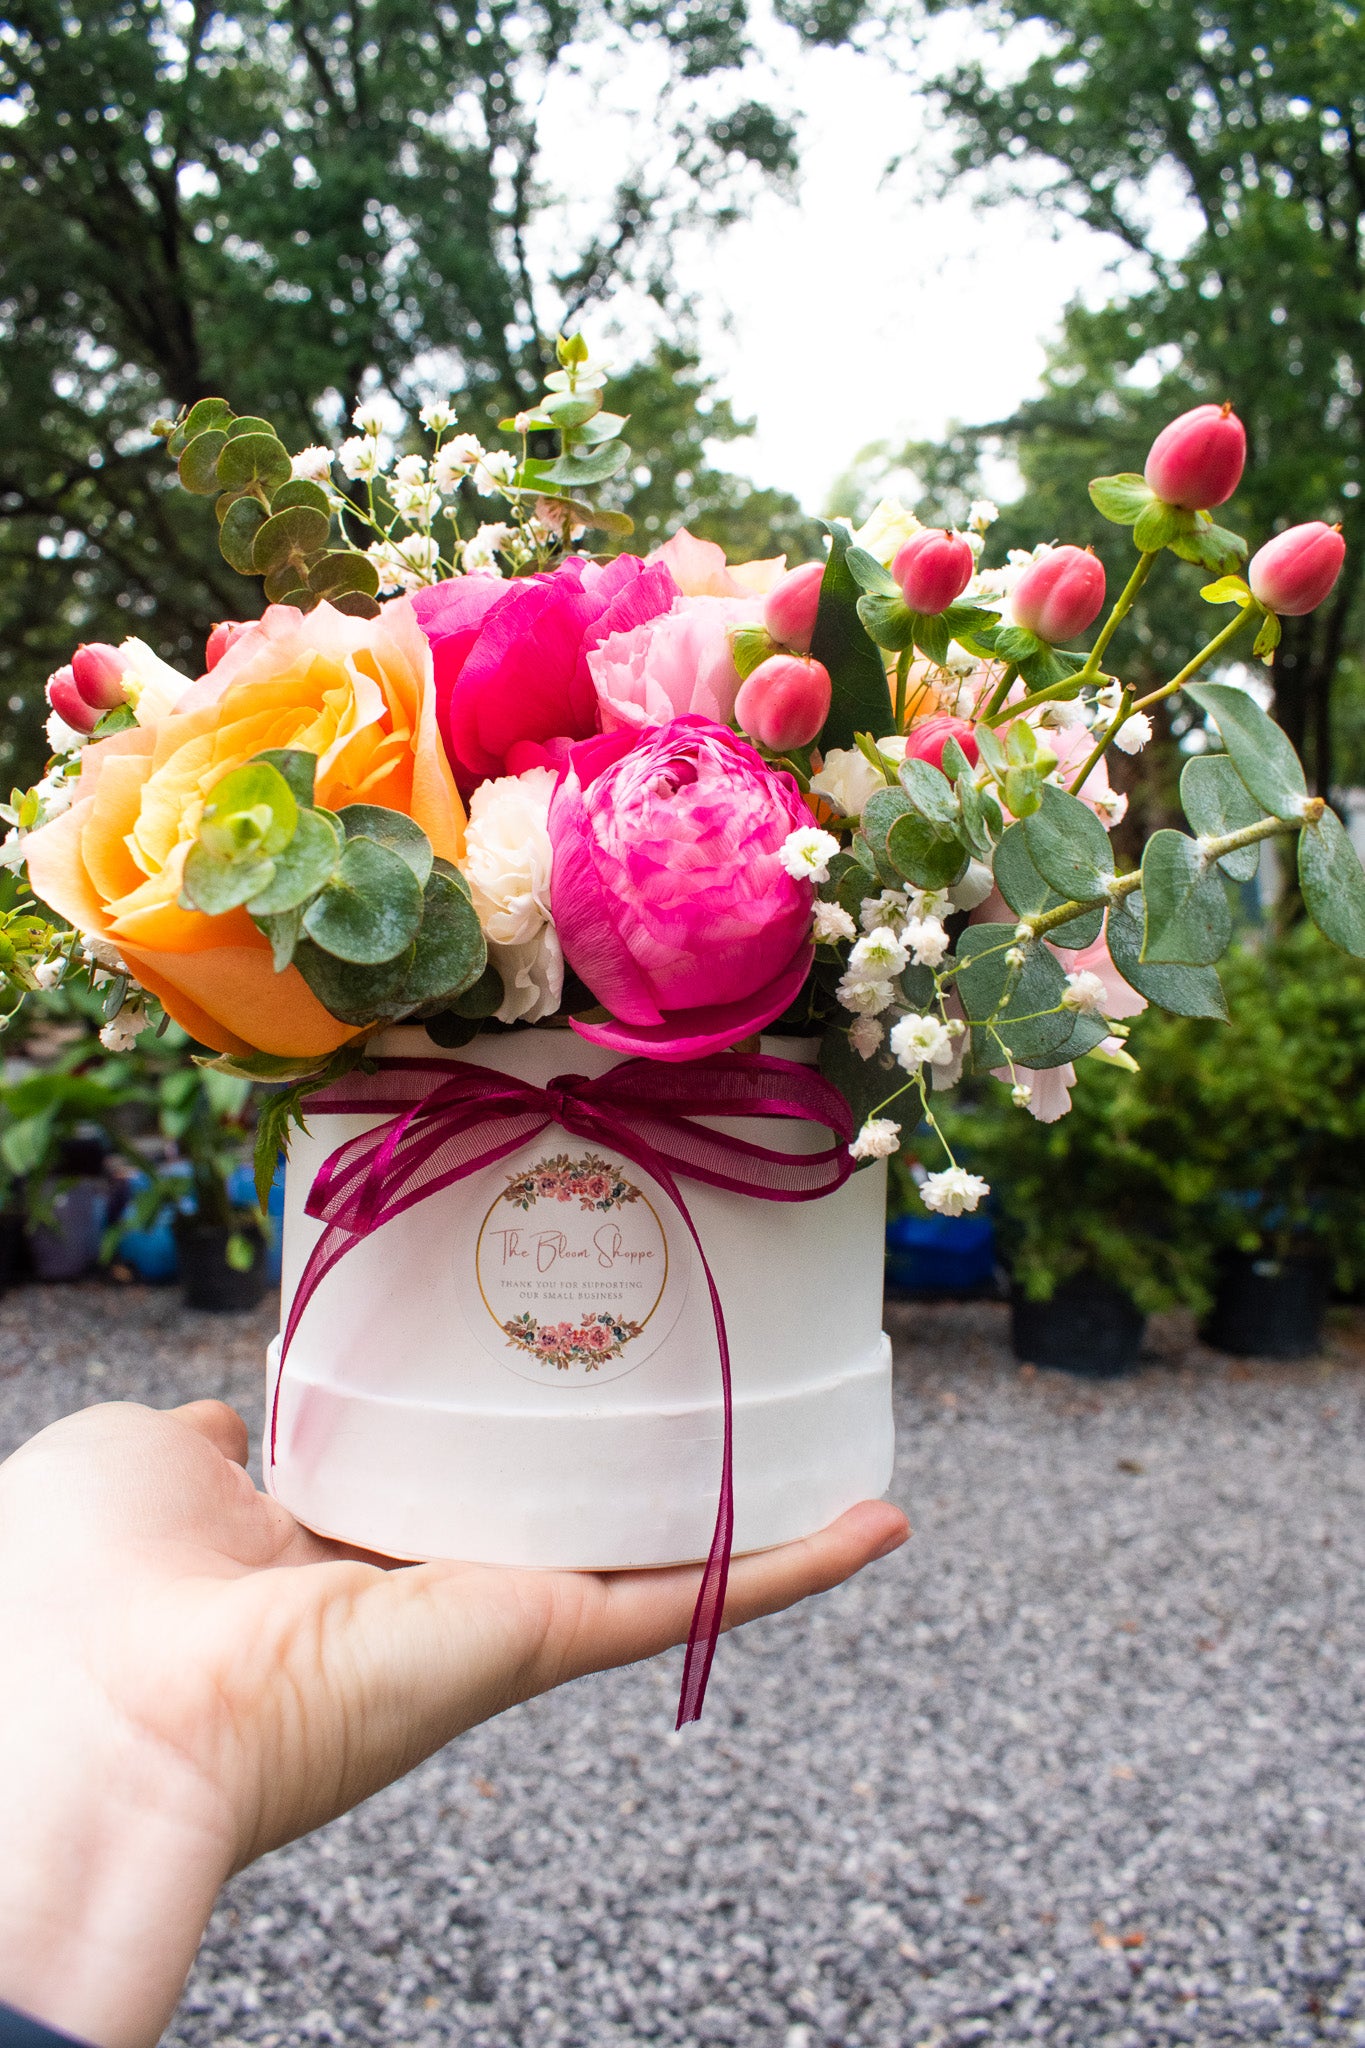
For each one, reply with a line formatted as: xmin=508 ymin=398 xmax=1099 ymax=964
xmin=411 ymin=555 xmax=680 ymax=790
xmin=590 ymin=595 xmax=760 ymax=733
xmin=649 ymin=528 xmax=786 ymax=598
xmin=548 ymin=715 xmax=817 ymax=1061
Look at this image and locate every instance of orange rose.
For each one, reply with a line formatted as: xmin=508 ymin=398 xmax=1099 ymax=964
xmin=25 ymin=599 xmax=465 ymax=1059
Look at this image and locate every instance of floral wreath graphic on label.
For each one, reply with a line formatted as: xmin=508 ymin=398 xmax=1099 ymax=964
xmin=472 ymin=1149 xmax=680 ymax=1386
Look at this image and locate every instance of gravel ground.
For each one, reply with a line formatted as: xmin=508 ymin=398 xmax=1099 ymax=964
xmin=5 ymin=1282 xmax=1365 ymax=2047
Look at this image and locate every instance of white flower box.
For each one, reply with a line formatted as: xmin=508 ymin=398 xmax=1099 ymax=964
xmin=267 ymin=1026 xmax=893 ymax=1568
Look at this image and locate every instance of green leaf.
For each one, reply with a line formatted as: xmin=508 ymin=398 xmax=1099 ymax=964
xmin=329 ymin=591 xmax=381 ymax=619
xmin=898 ymin=757 xmax=957 ymax=825
xmin=1105 ymin=893 xmax=1228 ymax=1019
xmin=541 ymin=390 xmax=601 ymax=429
xmin=337 ymin=804 xmax=433 ymax=888
xmin=955 ymin=769 xmax=993 ymax=858
xmin=196 ymin=1048 xmax=333 ymax=1083
xmin=1184 ymin=680 xmax=1307 ymax=821
xmin=1179 ymin=754 xmax=1263 ymax=881
xmin=885 ymin=811 xmax=967 ymax=891
xmin=1023 ymin=782 xmax=1115 ymax=901
xmin=252 ymin=504 xmax=330 ymax=575
xmin=219 ymin=496 xmax=267 ymax=574
xmin=246 ymin=806 xmax=344 ymax=915
xmin=538 ymin=440 xmax=630 ymax=487
xmin=308 ymin=551 xmax=380 ymax=599
xmin=860 ymin=785 xmax=911 ymax=885
xmin=394 ymin=870 xmax=487 ymax=1011
xmin=251 ymin=748 xmax=317 ymax=807
xmin=92 ymin=704 xmax=138 ymax=737
xmin=263 ymin=564 xmax=311 ymax=604
xmin=992 ymin=823 xmax=1104 ymax=949
xmin=1168 ymin=518 xmax=1247 ymax=575
xmin=1088 ymin=473 xmax=1155 ymax=526
xmin=909 ymin=610 xmax=951 ymax=666
xmin=271 ymin=478 xmax=331 ymax=517
xmin=856 ymin=591 xmax=916 ymax=651
xmin=732 ymin=626 xmax=774 ymax=681
xmin=1139 ymin=830 xmax=1232 ymax=965
xmin=302 ymin=836 xmax=424 ymax=963
xmin=421 ymin=1011 xmax=483 ymax=1048
xmin=216 ymin=431 xmax=292 ymax=496
xmin=1299 ymin=806 xmax=1365 ymax=958
xmin=446 ymin=959 xmax=505 ymax=1019
xmin=819 ymin=1020 xmax=902 ymax=1149
xmin=1033 ymin=1009 xmax=1111 ymax=1068
xmin=292 ymin=936 xmax=416 ymax=1023
xmin=844 ymin=546 xmax=898 ymax=596
xmin=182 ymin=842 xmax=274 ymax=916
xmin=940 ymin=603 xmax=1000 ymax=642
xmin=224 ymin=415 xmax=276 ymax=440
xmin=179 ymin=397 xmax=234 ymax=445
xmin=974 ymin=724 xmax=1008 ymax=781
xmin=179 ymin=429 xmax=228 ymax=495
xmin=199 ymin=761 xmax=299 ymax=859
xmin=1132 ymin=498 xmax=1195 ymax=553
xmin=954 ymin=924 xmax=1073 ymax=1062
xmin=1200 ymin=574 xmax=1252 ymax=607
xmin=991 ymin=624 xmax=1046 ymax=666
xmin=1253 ymin=611 xmax=1283 ymax=662
xmin=811 ymin=526 xmax=896 ymax=753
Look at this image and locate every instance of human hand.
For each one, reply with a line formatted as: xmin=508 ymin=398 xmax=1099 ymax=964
xmin=0 ymin=1398 xmax=907 ymax=2048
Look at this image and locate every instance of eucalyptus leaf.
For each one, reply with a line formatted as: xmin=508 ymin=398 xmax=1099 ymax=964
xmin=1030 ymin=1009 xmax=1111 ymax=1069
xmin=898 ymin=757 xmax=957 ymax=825
xmin=179 ymin=430 xmax=228 ymax=495
xmin=394 ymin=871 xmax=487 ymax=1010
xmin=219 ymin=496 xmax=267 ymax=573
xmin=257 ymin=904 xmax=305 ymax=972
xmin=862 ymin=786 xmax=912 ymax=886
xmin=538 ymin=439 xmax=630 ymax=487
xmin=329 ymin=590 xmax=381 ymax=619
xmin=954 ymin=924 xmax=1072 ymax=1062
xmin=252 ymin=504 xmax=330 ymax=575
xmin=1140 ymin=830 xmax=1232 ymax=965
xmin=224 ymin=415 xmax=275 ymax=440
xmin=292 ymin=936 xmax=416 ymax=1023
xmin=1299 ymin=806 xmax=1365 ymax=958
xmin=271 ymin=478 xmax=331 ymax=517
xmin=216 ymin=431 xmax=292 ymax=495
xmin=885 ymin=811 xmax=967 ymax=891
xmin=1179 ymin=754 xmax=1263 ymax=881
xmin=180 ymin=397 xmax=234 ymax=443
xmin=992 ymin=824 xmax=1104 ymax=949
xmin=302 ymin=837 xmax=425 ymax=964
xmin=819 ymin=1022 xmax=901 ymax=1151
xmin=1184 ymin=680 xmax=1307 ymax=821
xmin=251 ymin=748 xmax=317 ymax=807
xmin=246 ymin=806 xmax=344 ymax=915
xmin=445 ymin=959 xmax=505 ymax=1019
xmin=1023 ymin=783 xmax=1115 ymax=901
xmin=1106 ymin=894 xmax=1229 ymax=1018
xmin=182 ymin=843 xmax=274 ymax=916
xmin=199 ymin=761 xmax=299 ymax=859
xmin=309 ymin=551 xmax=380 ymax=599
xmin=337 ymin=804 xmax=434 ymax=887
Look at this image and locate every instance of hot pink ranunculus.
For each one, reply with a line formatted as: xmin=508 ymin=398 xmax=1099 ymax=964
xmin=548 ymin=715 xmax=817 ymax=1060
xmin=589 ymin=595 xmax=759 ymax=733
xmin=412 ymin=555 xmax=679 ymax=789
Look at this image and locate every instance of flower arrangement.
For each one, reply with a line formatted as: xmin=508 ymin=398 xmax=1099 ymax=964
xmin=3 ymin=344 xmax=1360 ymax=1219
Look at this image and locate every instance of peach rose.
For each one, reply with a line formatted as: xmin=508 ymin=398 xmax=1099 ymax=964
xmin=25 ymin=600 xmax=464 ymax=1059
xmin=649 ymin=528 xmax=786 ymax=598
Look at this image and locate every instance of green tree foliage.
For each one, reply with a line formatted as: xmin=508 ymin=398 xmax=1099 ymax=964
xmin=871 ymin=0 xmax=1365 ymax=790
xmin=0 ymin=0 xmax=831 ymax=784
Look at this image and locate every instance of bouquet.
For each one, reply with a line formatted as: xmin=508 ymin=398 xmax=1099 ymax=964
xmin=3 ymin=340 xmax=1355 ymax=1220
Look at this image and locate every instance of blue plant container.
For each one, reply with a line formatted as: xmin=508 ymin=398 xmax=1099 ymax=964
xmin=229 ymin=1158 xmax=286 ymax=1284
xmin=885 ymin=1210 xmax=997 ymax=1296
xmin=114 ymin=1165 xmax=192 ymax=1284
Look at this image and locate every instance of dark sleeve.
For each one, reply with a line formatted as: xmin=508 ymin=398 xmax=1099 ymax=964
xmin=0 ymin=2006 xmax=96 ymax=2048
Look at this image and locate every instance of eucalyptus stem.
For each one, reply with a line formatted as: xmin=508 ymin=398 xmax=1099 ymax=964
xmin=1022 ymin=804 xmax=1323 ymax=940
xmin=1078 ymin=550 xmax=1158 ymax=683
xmin=1131 ymin=603 xmax=1260 ymax=712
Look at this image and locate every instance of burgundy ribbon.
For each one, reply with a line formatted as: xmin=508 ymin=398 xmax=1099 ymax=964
xmin=273 ymin=1051 xmax=853 ymax=1726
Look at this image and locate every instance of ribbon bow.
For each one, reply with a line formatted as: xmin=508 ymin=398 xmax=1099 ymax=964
xmin=275 ymin=1051 xmax=854 ymax=1725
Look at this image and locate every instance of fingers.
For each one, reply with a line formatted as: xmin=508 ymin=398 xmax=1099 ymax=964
xmin=167 ymin=1401 xmax=250 ymax=1468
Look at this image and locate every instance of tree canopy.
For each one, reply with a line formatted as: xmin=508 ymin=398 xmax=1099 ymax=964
xmin=0 ymin=0 xmax=832 ymax=783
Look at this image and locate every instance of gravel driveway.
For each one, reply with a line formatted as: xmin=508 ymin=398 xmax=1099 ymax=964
xmin=4 ymin=1282 xmax=1365 ymax=2047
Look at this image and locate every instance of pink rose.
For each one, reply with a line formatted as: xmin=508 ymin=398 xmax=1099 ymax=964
xmin=649 ymin=528 xmax=785 ymax=598
xmin=582 ymin=1323 xmax=613 ymax=1352
xmin=590 ymin=595 xmax=759 ymax=733
xmin=548 ymin=715 xmax=817 ymax=1060
xmin=412 ymin=555 xmax=679 ymax=789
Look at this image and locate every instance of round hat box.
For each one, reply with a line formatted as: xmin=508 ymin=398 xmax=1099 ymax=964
xmin=267 ymin=1025 xmax=893 ymax=1568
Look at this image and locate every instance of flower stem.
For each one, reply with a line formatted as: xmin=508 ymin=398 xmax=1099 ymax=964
xmin=1131 ymin=604 xmax=1260 ymax=713
xmin=894 ymin=648 xmax=912 ymax=732
xmin=981 ymin=661 xmax=1019 ymax=720
xmin=1068 ymin=686 xmax=1133 ymax=796
xmin=1078 ymin=550 xmax=1158 ymax=683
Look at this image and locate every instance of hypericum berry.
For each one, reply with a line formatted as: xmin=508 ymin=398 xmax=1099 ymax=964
xmin=1009 ymin=546 xmax=1106 ymax=644
xmin=69 ymin=642 xmax=128 ymax=711
xmin=735 ymin=653 xmax=832 ymax=752
xmin=904 ymin=714 xmax=979 ymax=772
xmin=1247 ymin=521 xmax=1347 ymax=617
xmin=891 ymin=529 xmax=974 ymax=615
xmin=1144 ymin=402 xmax=1247 ymax=510
xmin=763 ymin=561 xmax=825 ymax=653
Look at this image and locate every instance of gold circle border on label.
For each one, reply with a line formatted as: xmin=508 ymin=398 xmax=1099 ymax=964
xmin=474 ymin=1159 xmax=670 ymax=1350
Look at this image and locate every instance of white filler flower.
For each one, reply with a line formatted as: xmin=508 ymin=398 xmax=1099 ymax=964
xmin=291 ymin=445 xmax=333 ymax=481
xmin=849 ymin=1015 xmax=885 ymax=1060
xmin=779 ymin=827 xmax=840 ymax=885
xmin=890 ymin=1013 xmax=955 ymax=1073
xmin=850 ymin=1118 xmax=901 ymax=1162
xmin=461 ymin=768 xmax=564 ymax=1024
xmin=339 ymin=435 xmax=383 ymax=481
xmin=812 ymin=900 xmax=857 ymax=944
xmin=1062 ymin=969 xmax=1109 ymax=1014
xmin=905 ymin=915 xmax=950 ymax=967
xmin=921 ymin=1167 xmax=990 ymax=1216
xmin=860 ymin=888 xmax=909 ymax=935
xmin=849 ymin=925 xmax=909 ymax=977
xmin=1114 ymin=711 xmax=1153 ymax=755
xmin=836 ymin=972 xmax=896 ymax=1016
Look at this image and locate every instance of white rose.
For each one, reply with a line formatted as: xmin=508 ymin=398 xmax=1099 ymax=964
xmin=848 ymin=500 xmax=923 ymax=568
xmin=461 ymin=768 xmax=563 ymax=1024
xmin=808 ymin=746 xmax=885 ymax=821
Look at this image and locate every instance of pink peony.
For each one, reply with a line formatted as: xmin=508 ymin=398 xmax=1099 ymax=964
xmin=590 ymin=595 xmax=759 ymax=733
xmin=412 ymin=555 xmax=679 ymax=789
xmin=548 ymin=715 xmax=817 ymax=1060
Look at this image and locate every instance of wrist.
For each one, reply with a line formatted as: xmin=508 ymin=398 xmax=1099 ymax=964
xmin=0 ymin=1694 xmax=232 ymax=2048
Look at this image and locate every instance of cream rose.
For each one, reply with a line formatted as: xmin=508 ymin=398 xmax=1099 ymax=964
xmin=461 ymin=767 xmax=564 ymax=1024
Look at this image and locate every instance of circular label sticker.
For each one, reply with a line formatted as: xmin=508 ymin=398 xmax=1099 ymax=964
xmin=473 ymin=1149 xmax=680 ymax=1385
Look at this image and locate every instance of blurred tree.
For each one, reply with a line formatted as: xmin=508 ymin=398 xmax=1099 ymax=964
xmin=862 ymin=0 xmax=1365 ymax=792
xmin=0 ymin=0 xmax=840 ymax=785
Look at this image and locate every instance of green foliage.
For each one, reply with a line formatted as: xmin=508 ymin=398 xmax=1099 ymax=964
xmin=811 ymin=524 xmax=896 ymax=751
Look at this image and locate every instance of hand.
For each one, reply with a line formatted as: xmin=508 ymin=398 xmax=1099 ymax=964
xmin=0 ymin=1398 xmax=907 ymax=2048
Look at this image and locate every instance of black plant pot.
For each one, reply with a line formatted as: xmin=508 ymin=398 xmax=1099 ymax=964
xmin=1011 ymin=1275 xmax=1146 ymax=1377
xmin=1202 ymin=1252 xmax=1328 ymax=1361
xmin=176 ymin=1220 xmax=267 ymax=1313
xmin=0 ymin=1211 xmax=25 ymax=1293
xmin=27 ymin=1177 xmax=110 ymax=1281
